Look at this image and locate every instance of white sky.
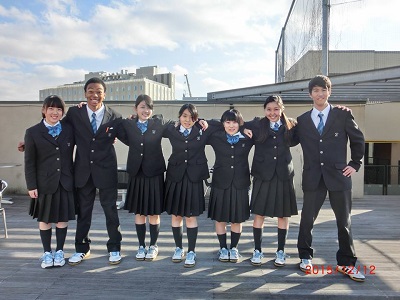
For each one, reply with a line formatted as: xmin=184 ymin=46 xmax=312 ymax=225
xmin=0 ymin=0 xmax=398 ymax=101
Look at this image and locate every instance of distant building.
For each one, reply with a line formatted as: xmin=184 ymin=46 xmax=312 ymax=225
xmin=39 ymin=66 xmax=175 ymax=101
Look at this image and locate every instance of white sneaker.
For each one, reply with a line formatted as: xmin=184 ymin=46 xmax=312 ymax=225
xmin=145 ymin=245 xmax=158 ymax=261
xmin=53 ymin=250 xmax=65 ymax=267
xmin=109 ymin=251 xmax=122 ymax=265
xmin=299 ymin=258 xmax=312 ymax=273
xmin=68 ymin=250 xmax=90 ymax=266
xmin=337 ymin=265 xmax=366 ymax=282
xmin=172 ymin=247 xmax=185 ymax=263
xmin=41 ymin=251 xmax=54 ymax=269
xmin=184 ymin=251 xmax=196 ymax=268
xmin=218 ymin=247 xmax=229 ymax=262
xmin=136 ymin=246 xmax=147 ymax=261
xmin=250 ymin=249 xmax=264 ymax=266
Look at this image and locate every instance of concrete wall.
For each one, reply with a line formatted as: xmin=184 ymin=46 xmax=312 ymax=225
xmin=0 ymin=101 xmax=372 ymax=198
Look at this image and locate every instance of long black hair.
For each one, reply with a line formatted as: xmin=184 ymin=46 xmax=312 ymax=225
xmin=257 ymin=95 xmax=295 ymax=145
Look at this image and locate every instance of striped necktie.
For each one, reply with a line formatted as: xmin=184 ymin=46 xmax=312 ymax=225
xmin=317 ymin=113 xmax=324 ymax=135
xmin=91 ymin=113 xmax=97 ymax=134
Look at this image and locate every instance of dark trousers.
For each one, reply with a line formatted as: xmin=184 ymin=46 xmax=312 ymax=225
xmin=75 ymin=176 xmax=122 ymax=253
xmin=297 ymin=177 xmax=357 ymax=266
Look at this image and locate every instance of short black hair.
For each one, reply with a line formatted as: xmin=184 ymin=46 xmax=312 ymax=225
xmin=84 ymin=77 xmax=106 ymax=92
xmin=308 ymin=75 xmax=331 ymax=94
xmin=178 ymin=103 xmax=198 ymax=121
xmin=220 ymin=109 xmax=244 ymax=126
xmin=42 ymin=95 xmax=65 ymax=118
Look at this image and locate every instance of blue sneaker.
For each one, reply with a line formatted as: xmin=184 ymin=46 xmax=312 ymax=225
xmin=53 ymin=250 xmax=65 ymax=267
xmin=250 ymin=249 xmax=264 ymax=266
xmin=41 ymin=251 xmax=53 ymax=269
xmin=136 ymin=246 xmax=147 ymax=261
xmin=274 ymin=250 xmax=289 ymax=267
xmin=172 ymin=247 xmax=185 ymax=263
xmin=218 ymin=247 xmax=229 ymax=262
xmin=229 ymin=247 xmax=240 ymax=263
xmin=109 ymin=251 xmax=122 ymax=265
xmin=145 ymin=245 xmax=158 ymax=261
xmin=184 ymin=251 xmax=196 ymax=268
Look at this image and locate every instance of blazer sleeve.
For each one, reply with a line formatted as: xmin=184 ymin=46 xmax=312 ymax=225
xmin=24 ymin=128 xmax=37 ymax=191
xmin=346 ymin=112 xmax=365 ymax=171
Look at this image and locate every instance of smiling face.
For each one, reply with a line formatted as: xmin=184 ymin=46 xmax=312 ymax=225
xmin=179 ymin=108 xmax=196 ymax=129
xmin=264 ymin=101 xmax=283 ymax=123
xmin=43 ymin=106 xmax=63 ymax=125
xmin=85 ymin=82 xmax=105 ymax=112
xmin=135 ymin=100 xmax=153 ymax=121
xmin=223 ymin=120 xmax=240 ymax=135
xmin=310 ymin=86 xmax=331 ymax=110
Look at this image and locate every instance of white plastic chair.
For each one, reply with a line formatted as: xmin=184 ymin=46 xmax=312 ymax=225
xmin=0 ymin=180 xmax=9 ymax=238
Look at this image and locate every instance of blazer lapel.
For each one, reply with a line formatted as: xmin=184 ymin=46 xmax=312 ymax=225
xmin=101 ymin=105 xmax=112 ymax=126
xmin=79 ymin=106 xmax=94 ymax=134
xmin=40 ymin=122 xmax=58 ymax=146
xmin=305 ymin=110 xmax=320 ymax=135
xmin=322 ymin=105 xmax=336 ymax=135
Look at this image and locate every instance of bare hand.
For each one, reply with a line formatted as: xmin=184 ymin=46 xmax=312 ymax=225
xmin=342 ymin=165 xmax=356 ymax=177
xmin=198 ymin=119 xmax=208 ymax=131
xmin=28 ymin=189 xmax=38 ymax=198
xmin=335 ymin=105 xmax=351 ymax=112
xmin=127 ymin=114 xmax=137 ymax=120
xmin=243 ymin=128 xmax=253 ymax=138
xmin=17 ymin=141 xmax=25 ymax=152
xmin=77 ymin=102 xmax=87 ymax=108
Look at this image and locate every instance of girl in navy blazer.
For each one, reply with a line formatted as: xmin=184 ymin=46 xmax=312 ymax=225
xmin=207 ymin=109 xmax=254 ymax=263
xmin=24 ymin=95 xmax=75 ymax=269
xmin=245 ymin=95 xmax=298 ymax=267
xmin=118 ymin=95 xmax=174 ymax=262
xmin=163 ymin=104 xmax=216 ymax=268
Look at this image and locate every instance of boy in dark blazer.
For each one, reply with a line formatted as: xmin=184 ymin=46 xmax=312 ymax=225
xmin=66 ymin=77 xmax=123 ymax=265
xmin=295 ymin=75 xmax=365 ymax=282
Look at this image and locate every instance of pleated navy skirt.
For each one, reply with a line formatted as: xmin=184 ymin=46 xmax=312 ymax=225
xmin=123 ymin=169 xmax=164 ymax=216
xmin=208 ymin=185 xmax=250 ymax=223
xmin=250 ymin=174 xmax=298 ymax=218
xmin=164 ymin=172 xmax=205 ymax=217
xmin=29 ymin=185 xmax=75 ymax=223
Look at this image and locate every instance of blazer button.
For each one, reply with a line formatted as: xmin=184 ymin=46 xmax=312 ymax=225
xmin=141 ymin=153 xmax=143 ymax=156
xmin=319 ymin=139 xmax=322 ymax=142
xmin=274 ymin=157 xmax=277 ymax=160
xmin=273 ymin=136 xmax=276 ymax=139
xmin=320 ymin=151 xmax=323 ymax=154
xmin=321 ymin=162 xmax=324 ymax=166
xmin=231 ymin=145 xmax=234 ymax=149
xmin=231 ymin=155 xmax=234 ymax=158
xmin=57 ymin=169 xmax=60 ymax=172
xmin=57 ymin=158 xmax=60 ymax=161
xmin=56 ymin=147 xmax=59 ymax=150
xmin=90 ymin=161 xmax=93 ymax=164
xmin=185 ymin=160 xmax=187 ymax=163
xmin=185 ymin=150 xmax=188 ymax=152
xmin=92 ymin=138 xmax=96 ymax=141
xmin=185 ymin=141 xmax=188 ymax=143
xmin=91 ymin=150 xmax=94 ymax=152
xmin=274 ymin=146 xmax=277 ymax=149
xmin=141 ymin=143 xmax=143 ymax=146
